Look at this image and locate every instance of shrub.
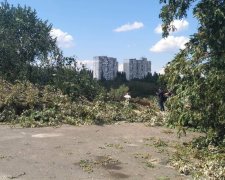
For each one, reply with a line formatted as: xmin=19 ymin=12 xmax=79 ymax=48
xmin=0 ymin=79 xmax=161 ymax=127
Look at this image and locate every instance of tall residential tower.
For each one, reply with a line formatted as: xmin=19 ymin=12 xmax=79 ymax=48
xmin=93 ymin=56 xmax=118 ymax=80
xmin=123 ymin=57 xmax=151 ymax=80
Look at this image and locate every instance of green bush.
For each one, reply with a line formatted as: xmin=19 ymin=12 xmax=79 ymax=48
xmin=159 ymin=0 xmax=225 ymax=146
xmin=107 ymin=85 xmax=129 ymax=101
xmin=0 ymin=79 xmax=161 ymax=127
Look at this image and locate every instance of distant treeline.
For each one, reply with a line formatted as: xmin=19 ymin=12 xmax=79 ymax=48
xmin=100 ymin=72 xmax=160 ymax=97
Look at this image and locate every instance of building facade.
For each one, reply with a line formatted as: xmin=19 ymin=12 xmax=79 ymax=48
xmin=123 ymin=57 xmax=151 ymax=80
xmin=93 ymin=56 xmax=118 ymax=80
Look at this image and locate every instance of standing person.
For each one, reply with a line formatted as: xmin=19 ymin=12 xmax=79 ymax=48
xmin=156 ymin=88 xmax=165 ymax=111
xmin=165 ymin=90 xmax=172 ymax=98
xmin=124 ymin=92 xmax=131 ymax=100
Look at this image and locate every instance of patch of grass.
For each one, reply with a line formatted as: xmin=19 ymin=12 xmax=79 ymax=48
xmin=79 ymin=160 xmax=94 ymax=173
xmin=144 ymin=143 xmax=152 ymax=146
xmin=105 ymin=143 xmax=123 ymax=149
xmin=123 ymin=140 xmax=131 ymax=144
xmin=98 ymin=146 xmax=106 ymax=149
xmin=134 ymin=153 xmax=151 ymax=159
xmin=8 ymin=172 xmax=26 ymax=179
xmin=157 ymin=148 xmax=168 ymax=154
xmin=143 ymin=137 xmax=169 ymax=153
xmin=168 ymin=141 xmax=179 ymax=148
xmin=153 ymin=139 xmax=168 ymax=148
xmin=143 ymin=137 xmax=156 ymax=142
xmin=144 ymin=161 xmax=155 ymax=168
xmin=143 ymin=137 xmax=168 ymax=147
xmin=133 ymin=152 xmax=156 ymax=169
xmin=0 ymin=155 xmax=6 ymax=159
xmin=78 ymin=155 xmax=121 ymax=173
xmin=95 ymin=155 xmax=120 ymax=167
xmin=0 ymin=155 xmax=12 ymax=160
xmin=171 ymin=144 xmax=225 ymax=179
xmin=161 ymin=129 xmax=174 ymax=134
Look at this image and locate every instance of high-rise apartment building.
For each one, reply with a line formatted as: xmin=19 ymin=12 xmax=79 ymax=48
xmin=93 ymin=56 xmax=118 ymax=80
xmin=123 ymin=57 xmax=151 ymax=80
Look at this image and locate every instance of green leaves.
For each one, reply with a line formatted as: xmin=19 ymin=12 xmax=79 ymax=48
xmin=159 ymin=0 xmax=225 ymax=145
xmin=0 ymin=79 xmax=160 ymax=127
xmin=159 ymin=0 xmax=196 ymax=37
xmin=0 ymin=1 xmax=59 ymax=81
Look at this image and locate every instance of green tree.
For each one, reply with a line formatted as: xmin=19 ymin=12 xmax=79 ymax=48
xmin=27 ymin=56 xmax=103 ymax=100
xmin=160 ymin=0 xmax=225 ymax=145
xmin=114 ymin=72 xmax=127 ymax=83
xmin=0 ymin=1 xmax=59 ymax=81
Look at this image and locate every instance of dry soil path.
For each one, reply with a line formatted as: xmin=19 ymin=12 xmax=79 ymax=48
xmin=0 ymin=123 xmax=200 ymax=180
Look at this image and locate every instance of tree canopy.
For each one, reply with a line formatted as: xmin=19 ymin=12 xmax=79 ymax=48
xmin=160 ymin=0 xmax=225 ymax=145
xmin=0 ymin=0 xmax=59 ymax=81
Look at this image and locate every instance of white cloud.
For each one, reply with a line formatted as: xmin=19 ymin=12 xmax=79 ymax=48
xmin=118 ymin=64 xmax=123 ymax=72
xmin=50 ymin=28 xmax=74 ymax=48
xmin=76 ymin=60 xmax=93 ymax=70
xmin=114 ymin=21 xmax=144 ymax=32
xmin=158 ymin=68 xmax=165 ymax=75
xmin=150 ymin=36 xmax=189 ymax=53
xmin=154 ymin=19 xmax=189 ymax=34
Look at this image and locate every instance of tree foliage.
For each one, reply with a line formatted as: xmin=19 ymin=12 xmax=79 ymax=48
xmin=160 ymin=0 xmax=225 ymax=144
xmin=100 ymin=72 xmax=160 ymax=98
xmin=0 ymin=79 xmax=159 ymax=127
xmin=0 ymin=0 xmax=59 ymax=81
xmin=0 ymin=1 xmax=102 ymax=100
xmin=27 ymin=56 xmax=103 ymax=100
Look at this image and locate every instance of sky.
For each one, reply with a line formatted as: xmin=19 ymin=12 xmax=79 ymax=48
xmin=7 ymin=0 xmax=199 ymax=73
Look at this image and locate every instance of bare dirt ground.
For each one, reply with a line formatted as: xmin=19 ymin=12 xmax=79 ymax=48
xmin=0 ymin=123 xmax=201 ymax=180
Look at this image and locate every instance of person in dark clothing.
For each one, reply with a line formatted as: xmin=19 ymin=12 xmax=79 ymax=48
xmin=156 ymin=88 xmax=165 ymax=111
xmin=165 ymin=90 xmax=172 ymax=98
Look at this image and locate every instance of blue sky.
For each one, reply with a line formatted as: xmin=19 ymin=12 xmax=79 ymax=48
xmin=7 ymin=0 xmax=198 ymax=73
